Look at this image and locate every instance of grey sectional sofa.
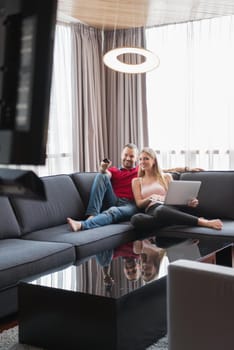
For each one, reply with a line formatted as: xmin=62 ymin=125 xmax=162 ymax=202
xmin=1 ymin=170 xmax=234 ymax=319
xmin=0 ymin=172 xmax=138 ymax=319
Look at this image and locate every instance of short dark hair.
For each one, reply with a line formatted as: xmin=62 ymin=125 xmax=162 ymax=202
xmin=123 ymin=143 xmax=138 ymax=152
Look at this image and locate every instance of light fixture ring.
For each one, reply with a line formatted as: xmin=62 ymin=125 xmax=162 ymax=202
xmin=103 ymin=47 xmax=160 ymax=74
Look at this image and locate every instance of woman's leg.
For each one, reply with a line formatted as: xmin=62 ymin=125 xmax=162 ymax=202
xmin=153 ymin=205 xmax=198 ymax=226
xmin=152 ymin=205 xmax=223 ymax=230
xmin=131 ymin=213 xmax=161 ymax=231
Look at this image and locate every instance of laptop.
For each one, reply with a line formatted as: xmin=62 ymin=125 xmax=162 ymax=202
xmin=163 ymin=180 xmax=202 ymax=205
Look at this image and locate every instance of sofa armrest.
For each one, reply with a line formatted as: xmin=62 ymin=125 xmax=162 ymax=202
xmin=167 ymin=259 xmax=234 ymax=350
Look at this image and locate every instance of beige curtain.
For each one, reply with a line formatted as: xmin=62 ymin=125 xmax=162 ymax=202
xmin=70 ymin=23 xmax=108 ymax=171
xmin=104 ymin=27 xmax=149 ymax=166
xmin=70 ymin=24 xmax=149 ymax=171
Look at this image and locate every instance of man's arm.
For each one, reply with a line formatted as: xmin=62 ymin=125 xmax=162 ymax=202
xmin=163 ymin=166 xmax=204 ymax=173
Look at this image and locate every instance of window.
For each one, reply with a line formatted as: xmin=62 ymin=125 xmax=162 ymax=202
xmin=146 ymin=16 xmax=234 ymax=170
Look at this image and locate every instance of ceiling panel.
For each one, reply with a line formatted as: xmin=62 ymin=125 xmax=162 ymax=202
xmin=57 ymin=0 xmax=234 ymax=29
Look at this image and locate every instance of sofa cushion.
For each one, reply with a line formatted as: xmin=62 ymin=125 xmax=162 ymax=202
xmin=71 ymin=172 xmax=97 ymax=209
xmin=0 ymin=197 xmax=21 ymax=239
xmin=10 ymin=175 xmax=86 ymax=234
xmin=0 ymin=239 xmax=75 ymax=290
xmin=23 ymin=222 xmax=138 ymax=260
xmin=180 ymin=171 xmax=234 ymax=219
xmin=156 ymin=220 xmax=234 ymax=241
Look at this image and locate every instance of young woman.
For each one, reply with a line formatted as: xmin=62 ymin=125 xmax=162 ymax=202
xmin=133 ymin=239 xmax=167 ymax=283
xmin=131 ymin=147 xmax=223 ymax=230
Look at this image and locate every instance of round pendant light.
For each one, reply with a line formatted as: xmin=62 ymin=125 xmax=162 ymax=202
xmin=103 ymin=47 xmax=160 ymax=74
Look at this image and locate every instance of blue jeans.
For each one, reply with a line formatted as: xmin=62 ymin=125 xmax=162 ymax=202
xmin=81 ymin=173 xmax=138 ymax=230
xmin=96 ymin=249 xmax=113 ymax=267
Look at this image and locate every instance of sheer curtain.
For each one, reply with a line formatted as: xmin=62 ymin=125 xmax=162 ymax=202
xmin=45 ymin=23 xmax=73 ymax=176
xmin=146 ymin=15 xmax=234 ymax=170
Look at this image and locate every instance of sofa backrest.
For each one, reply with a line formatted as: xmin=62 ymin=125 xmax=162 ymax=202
xmin=0 ymin=197 xmax=21 ymax=239
xmin=10 ymin=174 xmax=86 ymax=235
xmin=180 ymin=171 xmax=234 ymax=219
xmin=71 ymin=172 xmax=97 ymax=209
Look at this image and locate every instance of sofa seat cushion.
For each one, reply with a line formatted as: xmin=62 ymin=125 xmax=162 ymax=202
xmin=0 ymin=197 xmax=21 ymax=238
xmin=0 ymin=239 xmax=75 ymax=290
xmin=155 ymin=220 xmax=234 ymax=241
xmin=10 ymin=175 xmax=86 ymax=234
xmin=23 ymin=223 xmax=137 ymax=260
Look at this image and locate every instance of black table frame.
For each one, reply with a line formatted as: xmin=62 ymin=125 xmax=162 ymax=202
xmin=18 ymin=267 xmax=167 ymax=350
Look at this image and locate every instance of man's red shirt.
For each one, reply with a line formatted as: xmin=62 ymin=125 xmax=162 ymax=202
xmin=113 ymin=242 xmax=139 ymax=259
xmin=109 ymin=166 xmax=138 ymax=200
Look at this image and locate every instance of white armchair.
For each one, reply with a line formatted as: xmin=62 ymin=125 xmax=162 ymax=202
xmin=167 ymin=259 xmax=234 ymax=350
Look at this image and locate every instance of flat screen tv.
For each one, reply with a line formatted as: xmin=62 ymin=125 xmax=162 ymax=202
xmin=0 ymin=0 xmax=57 ymax=165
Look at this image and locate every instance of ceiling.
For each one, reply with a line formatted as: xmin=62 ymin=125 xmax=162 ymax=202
xmin=57 ymin=0 xmax=234 ymax=30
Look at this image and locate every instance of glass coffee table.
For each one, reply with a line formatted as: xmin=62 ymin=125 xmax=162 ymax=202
xmin=18 ymin=238 xmax=201 ymax=350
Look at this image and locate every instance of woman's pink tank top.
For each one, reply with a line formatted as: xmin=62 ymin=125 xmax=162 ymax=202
xmin=141 ymin=180 xmax=166 ymax=199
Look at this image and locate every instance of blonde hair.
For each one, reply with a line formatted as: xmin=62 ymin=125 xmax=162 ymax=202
xmin=142 ymin=248 xmax=166 ymax=283
xmin=138 ymin=147 xmax=168 ymax=190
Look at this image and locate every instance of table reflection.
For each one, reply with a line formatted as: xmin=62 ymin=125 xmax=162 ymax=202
xmin=30 ymin=239 xmax=169 ymax=299
xmin=96 ymin=239 xmax=169 ymax=290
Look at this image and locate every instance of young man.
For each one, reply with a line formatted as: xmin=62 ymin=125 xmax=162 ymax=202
xmin=67 ymin=143 xmax=139 ymax=231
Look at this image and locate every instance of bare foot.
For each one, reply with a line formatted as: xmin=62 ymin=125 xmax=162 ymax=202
xmin=67 ymin=217 xmax=82 ymax=232
xmin=198 ymin=218 xmax=223 ymax=230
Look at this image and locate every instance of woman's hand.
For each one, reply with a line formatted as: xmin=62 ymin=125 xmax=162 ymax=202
xmin=188 ymin=198 xmax=199 ymax=207
xmin=149 ymin=194 xmax=165 ymax=203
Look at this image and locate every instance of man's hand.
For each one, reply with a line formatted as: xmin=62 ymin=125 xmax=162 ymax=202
xmin=163 ymin=167 xmax=204 ymax=173
xmin=100 ymin=160 xmax=112 ymax=173
xmin=189 ymin=167 xmax=204 ymax=172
